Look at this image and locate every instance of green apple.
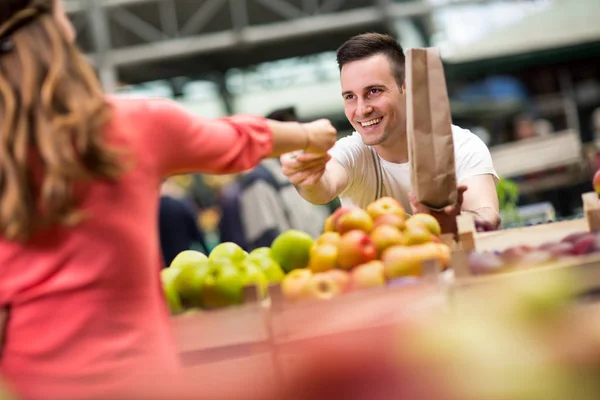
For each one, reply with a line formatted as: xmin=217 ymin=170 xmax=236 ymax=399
xmin=169 ymin=250 xmax=208 ymax=270
xmin=246 ymin=253 xmax=285 ymax=283
xmin=239 ymin=260 xmax=269 ymax=297
xmin=250 ymin=247 xmax=272 ymax=259
xmin=201 ymin=264 xmax=245 ymax=309
xmin=271 ymin=230 xmax=314 ymax=273
xmin=173 ymin=259 xmax=211 ymax=307
xmin=161 ymin=267 xmax=184 ymax=314
xmin=209 ymin=242 xmax=248 ymax=265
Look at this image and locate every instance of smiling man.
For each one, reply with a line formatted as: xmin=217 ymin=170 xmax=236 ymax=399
xmin=281 ymin=33 xmax=501 ymax=232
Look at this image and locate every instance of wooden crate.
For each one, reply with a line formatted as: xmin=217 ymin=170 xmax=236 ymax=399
xmin=455 ymin=192 xmax=600 ymax=254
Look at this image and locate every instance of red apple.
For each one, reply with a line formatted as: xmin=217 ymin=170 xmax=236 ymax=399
xmin=337 ymin=230 xmax=377 ymax=269
xmin=369 ymin=224 xmax=406 ymax=256
xmin=594 ymin=170 xmax=600 ymax=195
xmin=349 ymin=260 xmax=386 ymax=291
xmin=323 ymin=207 xmax=355 ymax=232
xmin=281 ymin=269 xmax=313 ymax=302
xmin=303 ymin=272 xmax=342 ymax=301
xmin=372 ymin=213 xmax=406 ymax=230
xmin=336 ymin=208 xmax=374 ymax=234
xmin=366 ymin=197 xmax=406 ymax=220
xmin=323 ymin=269 xmax=351 ymax=292
xmin=308 ymin=243 xmax=339 ymax=273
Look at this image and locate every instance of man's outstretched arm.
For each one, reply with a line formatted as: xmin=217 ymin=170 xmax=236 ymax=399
xmin=281 ymin=152 xmax=349 ymax=205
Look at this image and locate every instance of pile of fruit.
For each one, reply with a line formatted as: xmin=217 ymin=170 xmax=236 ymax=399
xmin=468 ymin=231 xmax=600 ymax=276
xmin=161 ymin=243 xmax=286 ymax=313
xmin=280 ymin=197 xmax=450 ymax=302
xmin=162 ymin=197 xmax=451 ymax=312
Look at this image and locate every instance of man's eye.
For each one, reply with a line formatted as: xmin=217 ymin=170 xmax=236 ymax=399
xmin=344 ymin=94 xmax=354 ymax=100
xmin=369 ymin=88 xmax=381 ymax=94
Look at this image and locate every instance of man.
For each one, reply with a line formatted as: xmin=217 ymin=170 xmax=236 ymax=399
xmin=281 ymin=33 xmax=500 ymax=232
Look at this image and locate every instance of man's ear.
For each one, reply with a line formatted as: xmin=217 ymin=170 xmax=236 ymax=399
xmin=401 ymin=81 xmax=406 ymax=94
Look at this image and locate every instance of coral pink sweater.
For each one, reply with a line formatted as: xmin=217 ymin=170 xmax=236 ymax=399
xmin=0 ymin=97 xmax=272 ymax=400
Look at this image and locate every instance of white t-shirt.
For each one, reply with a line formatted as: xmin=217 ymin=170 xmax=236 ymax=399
xmin=329 ymin=125 xmax=498 ymax=211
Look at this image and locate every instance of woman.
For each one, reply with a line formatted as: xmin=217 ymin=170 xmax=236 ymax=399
xmin=0 ymin=1 xmax=336 ymax=399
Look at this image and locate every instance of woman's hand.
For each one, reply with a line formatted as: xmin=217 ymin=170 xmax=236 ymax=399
xmin=302 ymin=119 xmax=337 ymax=154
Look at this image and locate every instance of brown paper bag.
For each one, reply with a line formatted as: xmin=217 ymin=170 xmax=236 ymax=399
xmin=406 ymin=47 xmax=457 ymax=210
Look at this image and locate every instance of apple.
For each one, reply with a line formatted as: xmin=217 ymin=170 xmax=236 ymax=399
xmin=271 ymin=229 xmax=314 ymax=273
xmin=366 ymin=196 xmax=406 ymax=220
xmin=238 ymin=261 xmax=269 ymax=297
xmin=421 ymin=242 xmax=451 ymax=269
xmin=381 ymin=245 xmax=424 ymax=278
xmin=349 ymin=260 xmax=386 ymax=291
xmin=302 ymin=272 xmax=342 ymax=301
xmin=560 ymin=231 xmax=591 ymax=244
xmin=309 ymin=243 xmax=339 ymax=273
xmin=201 ymin=264 xmax=245 ymax=309
xmin=315 ymin=231 xmax=342 ymax=247
xmin=337 ymin=230 xmax=377 ymax=269
xmin=281 ymin=269 xmax=313 ymax=302
xmin=369 ymin=224 xmax=406 ymax=256
xmin=406 ymin=213 xmax=441 ymax=237
xmin=249 ymin=247 xmax=272 ymax=259
xmin=323 ymin=214 xmax=336 ymax=232
xmin=168 ymin=250 xmax=208 ymax=270
xmin=173 ymin=259 xmax=211 ymax=307
xmin=335 ymin=208 xmax=374 ymax=234
xmin=594 ymin=170 xmax=600 ymax=195
xmin=404 ymin=223 xmax=432 ymax=246
xmin=571 ymin=235 xmax=598 ymax=255
xmin=325 ymin=206 xmax=357 ymax=232
xmin=161 ymin=268 xmax=184 ymax=314
xmin=323 ymin=269 xmax=351 ymax=292
xmin=245 ymin=253 xmax=285 ymax=283
xmin=372 ymin=213 xmax=406 ymax=230
xmin=209 ymin=242 xmax=247 ymax=265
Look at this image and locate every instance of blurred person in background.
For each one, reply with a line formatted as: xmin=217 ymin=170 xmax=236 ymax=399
xmin=281 ymin=33 xmax=501 ymax=233
xmin=219 ymin=107 xmax=331 ymax=250
xmin=0 ymin=1 xmax=337 ymax=399
xmin=159 ymin=178 xmax=209 ymax=266
xmin=513 ymin=113 xmax=553 ymax=141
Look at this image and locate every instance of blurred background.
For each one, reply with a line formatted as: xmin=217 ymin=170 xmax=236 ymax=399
xmin=65 ymin=0 xmax=600 ymax=254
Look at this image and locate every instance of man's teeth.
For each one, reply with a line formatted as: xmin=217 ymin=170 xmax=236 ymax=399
xmin=361 ymin=118 xmax=381 ymax=127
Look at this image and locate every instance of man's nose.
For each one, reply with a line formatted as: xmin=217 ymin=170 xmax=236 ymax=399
xmin=356 ymin=99 xmax=373 ymax=117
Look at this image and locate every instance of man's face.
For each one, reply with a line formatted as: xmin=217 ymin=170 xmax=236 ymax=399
xmin=341 ymin=54 xmax=405 ymax=147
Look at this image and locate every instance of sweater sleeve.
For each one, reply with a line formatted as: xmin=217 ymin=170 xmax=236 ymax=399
xmin=142 ymin=99 xmax=273 ymax=177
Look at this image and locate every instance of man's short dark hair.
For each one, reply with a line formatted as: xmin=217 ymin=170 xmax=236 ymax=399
xmin=336 ymin=33 xmax=405 ymax=87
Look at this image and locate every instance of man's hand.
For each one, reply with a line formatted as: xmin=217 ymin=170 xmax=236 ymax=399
xmin=408 ymin=186 xmax=468 ymax=235
xmin=409 ymin=185 xmax=500 ymax=235
xmin=281 ymin=151 xmax=332 ymax=186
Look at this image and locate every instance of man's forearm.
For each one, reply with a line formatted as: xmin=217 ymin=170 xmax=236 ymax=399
xmin=295 ymin=174 xmax=337 ymax=205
